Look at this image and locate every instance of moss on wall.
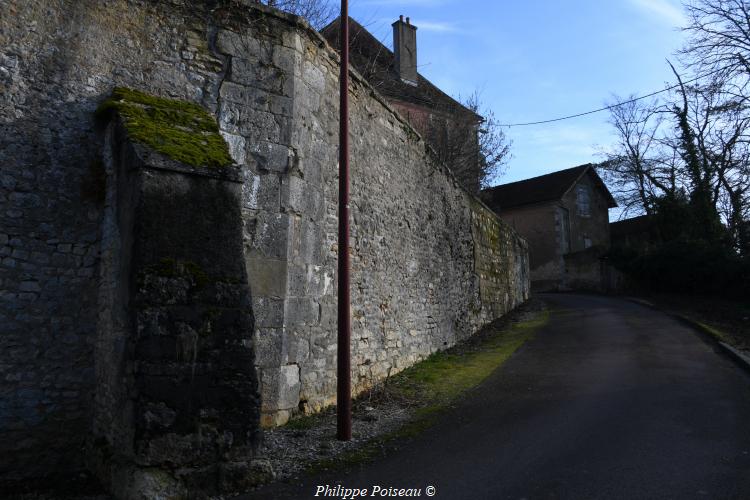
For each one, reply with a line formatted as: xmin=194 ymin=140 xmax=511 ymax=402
xmin=96 ymin=87 xmax=232 ymax=168
xmin=471 ymin=199 xmax=517 ymax=307
xmin=144 ymin=257 xmax=210 ymax=288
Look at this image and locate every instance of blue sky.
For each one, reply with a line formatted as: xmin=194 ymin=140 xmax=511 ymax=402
xmin=347 ymin=0 xmax=687 ymax=199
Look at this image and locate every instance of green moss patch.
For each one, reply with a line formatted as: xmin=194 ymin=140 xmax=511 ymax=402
xmin=694 ymin=320 xmax=729 ymax=342
xmin=96 ymin=87 xmax=232 ymax=168
xmin=147 ymin=258 xmax=210 ymax=288
xmin=384 ymin=309 xmax=548 ymax=418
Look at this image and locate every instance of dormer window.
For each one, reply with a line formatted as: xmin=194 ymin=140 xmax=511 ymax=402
xmin=576 ymin=185 xmax=590 ymax=217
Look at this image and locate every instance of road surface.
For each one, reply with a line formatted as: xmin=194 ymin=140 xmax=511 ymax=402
xmin=249 ymin=294 xmax=750 ymax=499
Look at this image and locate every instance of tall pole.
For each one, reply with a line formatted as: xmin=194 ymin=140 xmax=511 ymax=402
xmin=337 ymin=0 xmax=352 ymax=441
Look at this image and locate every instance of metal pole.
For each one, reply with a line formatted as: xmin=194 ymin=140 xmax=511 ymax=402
xmin=337 ymin=0 xmax=352 ymax=441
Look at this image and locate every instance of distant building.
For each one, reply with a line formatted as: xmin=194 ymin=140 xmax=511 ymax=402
xmin=481 ymin=164 xmax=617 ymax=291
xmin=610 ymin=214 xmax=658 ymax=252
xmin=321 ymin=16 xmax=483 ymax=192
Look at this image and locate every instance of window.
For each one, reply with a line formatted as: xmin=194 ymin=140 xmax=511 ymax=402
xmin=561 ymin=208 xmax=571 ymax=254
xmin=577 ymin=185 xmax=591 ymax=217
xmin=583 ymin=236 xmax=592 ymax=249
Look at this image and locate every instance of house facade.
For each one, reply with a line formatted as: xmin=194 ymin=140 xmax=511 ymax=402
xmin=482 ymin=164 xmax=617 ymax=291
xmin=321 ymin=16 xmax=483 ymax=193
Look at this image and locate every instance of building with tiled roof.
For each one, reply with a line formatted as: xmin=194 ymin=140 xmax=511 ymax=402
xmin=482 ymin=164 xmax=618 ymax=291
xmin=321 ymin=16 xmax=483 ymax=192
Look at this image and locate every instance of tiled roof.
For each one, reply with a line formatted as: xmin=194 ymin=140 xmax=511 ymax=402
xmin=320 ymin=17 xmax=480 ymax=121
xmin=610 ymin=214 xmax=654 ymax=238
xmin=481 ymin=164 xmax=617 ymax=211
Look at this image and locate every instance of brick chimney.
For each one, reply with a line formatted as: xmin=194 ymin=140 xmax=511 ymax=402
xmin=392 ymin=15 xmax=418 ymax=86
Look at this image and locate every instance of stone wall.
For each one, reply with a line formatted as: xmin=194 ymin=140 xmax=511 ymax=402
xmin=0 ymin=0 xmax=529 ymax=486
xmin=211 ymin=6 xmax=530 ymax=425
xmin=0 ymin=0 xmax=240 ymax=485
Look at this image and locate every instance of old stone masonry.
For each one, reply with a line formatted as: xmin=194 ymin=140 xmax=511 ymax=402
xmin=0 ymin=0 xmax=529 ymax=497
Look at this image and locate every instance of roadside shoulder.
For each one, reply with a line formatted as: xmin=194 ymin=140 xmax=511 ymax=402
xmin=624 ymin=296 xmax=750 ymax=372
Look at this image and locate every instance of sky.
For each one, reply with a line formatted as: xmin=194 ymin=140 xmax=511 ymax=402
xmin=346 ymin=0 xmax=688 ymax=216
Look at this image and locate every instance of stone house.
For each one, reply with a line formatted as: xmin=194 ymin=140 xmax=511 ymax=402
xmin=321 ymin=16 xmax=484 ymax=193
xmin=482 ymin=164 xmax=617 ymax=291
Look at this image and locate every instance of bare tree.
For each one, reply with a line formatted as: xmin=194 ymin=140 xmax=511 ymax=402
xmin=679 ymin=0 xmax=750 ymax=252
xmin=427 ymin=92 xmax=511 ymax=193
xmin=681 ymin=0 xmax=750 ymax=99
xmin=263 ymin=0 xmax=336 ymax=29
xmin=468 ymin=93 xmax=513 ymax=189
xmin=603 ymin=4 xmax=750 ymax=252
xmin=667 ymin=59 xmax=750 ymax=245
xmin=600 ymin=95 xmax=671 ymax=216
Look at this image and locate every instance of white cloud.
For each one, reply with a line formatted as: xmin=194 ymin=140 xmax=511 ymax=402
xmin=628 ymin=0 xmax=686 ymax=27
xmin=374 ymin=16 xmax=460 ymax=34
xmin=415 ymin=20 xmax=460 ymax=33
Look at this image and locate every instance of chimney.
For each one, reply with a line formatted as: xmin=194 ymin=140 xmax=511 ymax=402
xmin=392 ymin=15 xmax=418 ymax=86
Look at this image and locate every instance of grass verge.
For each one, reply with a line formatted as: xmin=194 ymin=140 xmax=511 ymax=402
xmin=308 ymin=307 xmax=550 ymax=472
xmin=639 ymin=293 xmax=749 ymax=350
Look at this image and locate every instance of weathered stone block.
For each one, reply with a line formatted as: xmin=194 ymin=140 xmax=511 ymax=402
xmin=245 ymin=256 xmax=286 ymax=298
xmin=301 ymin=60 xmax=326 ymax=93
xmin=254 ymin=328 xmax=284 ymax=368
xmin=298 ymin=219 xmax=323 ymax=265
xmin=281 ymin=31 xmax=303 ymax=53
xmin=281 ymin=175 xmax=323 ymax=220
xmin=245 ymin=211 xmax=289 ymax=259
xmin=285 ymin=264 xmax=309 ymax=297
xmin=250 ymin=289 xmax=281 ymax=325
xmin=284 ymin=297 xmax=319 ymax=327
xmin=220 ymin=131 xmax=247 ymax=165
xmin=278 ymin=364 xmax=301 ymax=410
xmin=215 ymin=29 xmax=261 ymax=57
xmin=285 ymin=330 xmax=311 ymax=365
xmin=220 ymin=105 xmax=284 ymax=144
xmin=260 ymin=364 xmax=299 ymax=412
xmin=220 ymin=81 xmax=293 ymax=117
xmin=242 ymin=170 xmax=280 ymax=211
xmin=230 ymin=57 xmax=294 ymax=97
xmin=247 ymin=141 xmax=291 ymax=173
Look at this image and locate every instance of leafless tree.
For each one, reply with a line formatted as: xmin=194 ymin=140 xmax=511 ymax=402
xmin=428 ymin=92 xmax=511 ymax=193
xmin=603 ymin=1 xmax=750 ymax=251
xmin=600 ymin=95 xmax=671 ymax=216
xmin=468 ymin=93 xmax=513 ymax=190
xmin=681 ymin=0 xmax=750 ymax=99
xmin=263 ymin=0 xmax=336 ymax=29
xmin=667 ymin=59 xmax=750 ymax=245
xmin=679 ymin=0 xmax=750 ymax=251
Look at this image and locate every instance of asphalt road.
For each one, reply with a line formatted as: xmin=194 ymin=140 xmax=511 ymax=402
xmin=249 ymin=294 xmax=750 ymax=500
